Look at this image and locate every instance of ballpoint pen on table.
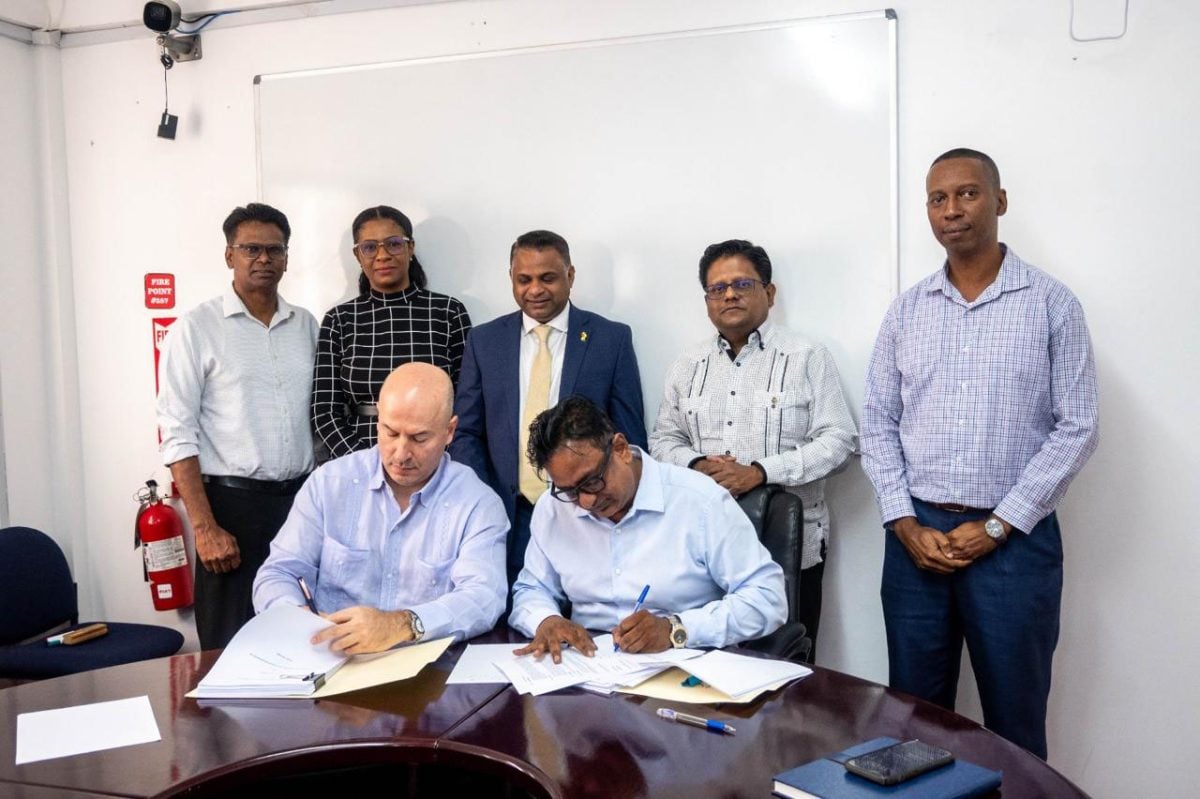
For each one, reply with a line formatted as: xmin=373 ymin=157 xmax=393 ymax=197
xmin=656 ymin=707 xmax=736 ymax=735
xmin=616 ymin=584 xmax=652 ymax=652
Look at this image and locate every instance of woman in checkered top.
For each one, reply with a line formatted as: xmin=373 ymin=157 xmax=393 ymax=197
xmin=311 ymin=205 xmax=472 ymax=459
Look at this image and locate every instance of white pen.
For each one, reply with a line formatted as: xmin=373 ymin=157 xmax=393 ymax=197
xmin=657 ymin=707 xmax=736 ymax=735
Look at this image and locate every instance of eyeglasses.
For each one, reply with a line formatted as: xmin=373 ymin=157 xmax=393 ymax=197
xmin=229 ymin=243 xmax=288 ymax=260
xmin=549 ymin=439 xmax=614 ymax=503
xmin=354 ymin=237 xmax=412 ymax=259
xmin=703 ymin=277 xmax=768 ymax=301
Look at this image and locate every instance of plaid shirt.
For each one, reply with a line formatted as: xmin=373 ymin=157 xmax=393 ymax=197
xmin=312 ymin=286 xmax=471 ymax=458
xmin=861 ymin=246 xmax=1099 ymax=534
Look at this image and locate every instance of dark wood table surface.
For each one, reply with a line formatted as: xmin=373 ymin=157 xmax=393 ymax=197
xmin=0 ymin=633 xmax=1090 ymax=798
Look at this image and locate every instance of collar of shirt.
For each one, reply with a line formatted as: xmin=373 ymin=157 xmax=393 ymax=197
xmin=929 ymin=243 xmax=1031 ymax=307
xmin=367 ymin=448 xmax=454 ymax=511
xmin=367 ymin=285 xmax=421 ymax=305
xmin=221 ymin=285 xmax=295 ymax=328
xmin=566 ymin=446 xmax=665 ymax=525
xmin=716 ymin=317 xmax=774 ymax=358
xmin=521 ymin=303 xmax=571 ymax=336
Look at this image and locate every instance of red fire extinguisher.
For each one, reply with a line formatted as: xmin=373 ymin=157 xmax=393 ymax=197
xmin=134 ymin=479 xmax=194 ymax=610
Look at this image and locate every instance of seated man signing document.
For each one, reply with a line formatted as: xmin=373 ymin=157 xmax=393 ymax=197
xmin=510 ymin=396 xmax=786 ymax=662
xmin=253 ymin=363 xmax=509 ymax=653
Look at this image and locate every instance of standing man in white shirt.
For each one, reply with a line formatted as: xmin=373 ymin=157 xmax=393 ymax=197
xmin=650 ymin=239 xmax=857 ymax=654
xmin=157 ymin=203 xmax=318 ymax=650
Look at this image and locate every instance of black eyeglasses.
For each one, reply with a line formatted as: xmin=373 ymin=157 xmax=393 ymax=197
xmin=703 ymin=277 xmax=768 ymax=300
xmin=354 ymin=237 xmax=412 ymax=259
xmin=229 ymin=243 xmax=288 ymax=260
xmin=549 ymin=439 xmax=614 ymax=503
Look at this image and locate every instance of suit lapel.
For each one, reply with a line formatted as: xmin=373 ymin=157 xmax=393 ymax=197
xmin=561 ymin=305 xmax=590 ymax=396
xmin=498 ymin=312 xmax=522 ymax=429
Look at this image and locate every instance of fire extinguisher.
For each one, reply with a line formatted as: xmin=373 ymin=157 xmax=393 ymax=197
xmin=134 ymin=479 xmax=194 ymax=610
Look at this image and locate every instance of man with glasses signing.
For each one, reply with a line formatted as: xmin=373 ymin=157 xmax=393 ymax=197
xmin=157 ymin=203 xmax=318 ymax=650
xmin=510 ymin=396 xmax=785 ymax=662
xmin=649 ymin=240 xmax=856 ymax=655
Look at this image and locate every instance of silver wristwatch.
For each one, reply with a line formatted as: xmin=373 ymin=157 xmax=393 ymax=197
xmin=984 ymin=516 xmax=1007 ymax=542
xmin=407 ymin=610 xmax=425 ymax=642
xmin=668 ymin=614 xmax=688 ymax=648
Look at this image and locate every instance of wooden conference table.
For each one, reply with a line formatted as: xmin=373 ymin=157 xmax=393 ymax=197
xmin=0 ymin=631 xmax=1089 ymax=798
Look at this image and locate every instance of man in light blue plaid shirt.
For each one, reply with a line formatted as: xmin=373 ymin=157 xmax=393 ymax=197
xmin=861 ymin=148 xmax=1098 ymax=759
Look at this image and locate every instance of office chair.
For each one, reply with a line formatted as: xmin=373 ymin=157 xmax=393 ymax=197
xmin=736 ymin=485 xmax=813 ymax=664
xmin=0 ymin=526 xmax=184 ymax=680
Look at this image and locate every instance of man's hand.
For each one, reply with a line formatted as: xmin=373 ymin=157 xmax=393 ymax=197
xmin=892 ymin=517 xmax=970 ymax=574
xmin=194 ymin=523 xmax=241 ymax=573
xmin=311 ymin=606 xmax=413 ymax=655
xmin=944 ymin=519 xmax=1007 ymax=562
xmin=694 ymin=455 xmax=764 ymax=497
xmin=612 ymin=610 xmax=672 ymax=653
xmin=513 ymin=615 xmax=596 ymax=664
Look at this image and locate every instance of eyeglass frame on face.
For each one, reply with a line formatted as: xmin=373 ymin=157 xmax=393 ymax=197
xmin=354 ymin=237 xmax=413 ymax=259
xmin=547 ymin=438 xmax=615 ymax=503
xmin=703 ymin=277 xmax=769 ymax=301
xmin=229 ymin=243 xmax=288 ymax=261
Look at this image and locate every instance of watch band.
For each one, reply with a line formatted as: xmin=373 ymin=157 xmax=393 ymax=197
xmin=668 ymin=614 xmax=688 ymax=648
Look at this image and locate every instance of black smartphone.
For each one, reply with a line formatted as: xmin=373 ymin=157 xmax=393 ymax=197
xmin=844 ymin=739 xmax=955 ymax=786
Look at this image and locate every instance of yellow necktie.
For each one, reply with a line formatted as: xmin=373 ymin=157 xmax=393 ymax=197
xmin=519 ymin=324 xmax=552 ymax=503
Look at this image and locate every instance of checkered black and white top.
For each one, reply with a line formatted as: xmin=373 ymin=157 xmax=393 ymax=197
xmin=312 ymin=286 xmax=472 ymax=458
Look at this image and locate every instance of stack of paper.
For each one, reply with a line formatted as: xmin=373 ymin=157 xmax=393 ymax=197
xmin=194 ymin=605 xmax=347 ymax=699
xmin=679 ymin=649 xmax=811 ymax=697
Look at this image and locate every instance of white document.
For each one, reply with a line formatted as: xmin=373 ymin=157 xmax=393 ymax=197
xmin=679 ymin=649 xmax=812 ymax=697
xmin=195 ymin=604 xmax=346 ymax=698
xmin=495 ymin=634 xmax=704 ymax=696
xmin=446 ymin=643 xmax=524 ymax=684
xmin=15 ymin=695 xmax=161 ymax=765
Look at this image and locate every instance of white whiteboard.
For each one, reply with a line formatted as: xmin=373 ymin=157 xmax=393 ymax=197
xmin=255 ymin=11 xmax=897 ymax=665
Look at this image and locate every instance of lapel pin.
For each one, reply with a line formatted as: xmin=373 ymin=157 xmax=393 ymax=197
xmin=580 ymin=332 xmax=588 ymax=342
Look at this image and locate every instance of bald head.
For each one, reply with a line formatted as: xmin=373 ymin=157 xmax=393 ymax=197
xmin=378 ymin=362 xmax=454 ymax=425
xmin=376 ymin=363 xmax=458 ymax=499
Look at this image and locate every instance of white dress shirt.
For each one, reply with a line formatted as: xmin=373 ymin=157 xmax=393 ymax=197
xmin=509 ymin=448 xmax=786 ymax=648
xmin=157 ymin=287 xmax=318 ymax=480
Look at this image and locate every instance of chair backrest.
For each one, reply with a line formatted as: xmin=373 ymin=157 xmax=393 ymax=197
xmin=736 ymin=486 xmax=803 ymax=624
xmin=0 ymin=527 xmax=78 ymax=645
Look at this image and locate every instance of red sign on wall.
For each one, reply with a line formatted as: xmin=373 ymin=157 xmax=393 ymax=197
xmin=145 ymin=273 xmax=175 ymax=309
xmin=152 ymin=317 xmax=177 ymax=395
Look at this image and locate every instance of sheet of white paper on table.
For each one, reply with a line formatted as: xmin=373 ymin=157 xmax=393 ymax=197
xmin=679 ymin=649 xmax=812 ymax=697
xmin=446 ymin=643 xmax=523 ymax=684
xmin=15 ymin=695 xmax=161 ymax=765
xmin=493 ymin=634 xmax=704 ymax=696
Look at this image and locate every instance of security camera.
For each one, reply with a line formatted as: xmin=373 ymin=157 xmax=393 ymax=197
xmin=143 ymin=1 xmax=182 ymax=33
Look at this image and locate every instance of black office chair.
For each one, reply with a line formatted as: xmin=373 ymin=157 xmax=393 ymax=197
xmin=736 ymin=486 xmax=813 ymax=664
xmin=0 ymin=526 xmax=184 ymax=680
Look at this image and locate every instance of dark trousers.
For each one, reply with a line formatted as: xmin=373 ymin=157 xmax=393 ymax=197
xmin=194 ymin=482 xmax=299 ymax=650
xmin=881 ymin=498 xmax=1062 ymax=759
xmin=797 ymin=554 xmax=825 ymax=659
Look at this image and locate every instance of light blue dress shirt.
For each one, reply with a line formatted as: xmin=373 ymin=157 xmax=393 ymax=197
xmin=253 ymin=449 xmax=509 ymax=642
xmin=861 ymin=246 xmax=1099 ymax=534
xmin=509 ymin=448 xmax=786 ymax=648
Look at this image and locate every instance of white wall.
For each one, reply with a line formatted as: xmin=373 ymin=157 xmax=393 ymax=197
xmin=3 ymin=0 xmax=1192 ymax=795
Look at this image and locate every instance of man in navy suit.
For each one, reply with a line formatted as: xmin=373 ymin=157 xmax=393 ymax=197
xmin=451 ymin=230 xmax=647 ymax=589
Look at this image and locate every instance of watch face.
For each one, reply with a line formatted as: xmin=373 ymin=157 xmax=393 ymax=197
xmin=985 ymin=518 xmax=1004 ymax=539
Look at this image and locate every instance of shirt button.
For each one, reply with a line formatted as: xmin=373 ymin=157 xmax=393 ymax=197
xmin=730 ymin=390 xmax=736 ymax=396
xmin=962 ymin=346 xmax=970 ymax=352
xmin=615 ymin=568 xmax=622 ymax=575
xmin=961 ymin=382 xmax=968 ymax=390
xmin=727 ymin=421 xmax=733 ymax=426
xmin=725 ymin=450 xmax=731 ymax=455
xmin=958 ymin=419 xmax=965 ymax=425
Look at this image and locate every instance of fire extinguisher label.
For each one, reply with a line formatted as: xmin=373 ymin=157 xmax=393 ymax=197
xmin=144 ymin=536 xmax=188 ymax=571
xmin=157 ymin=583 xmax=174 ymax=599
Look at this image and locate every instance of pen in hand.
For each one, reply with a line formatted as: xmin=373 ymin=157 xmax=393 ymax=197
xmin=297 ymin=577 xmax=317 ymax=613
xmin=615 ymin=584 xmax=651 ymax=652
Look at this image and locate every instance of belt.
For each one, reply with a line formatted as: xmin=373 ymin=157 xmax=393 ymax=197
xmin=354 ymin=403 xmax=379 ymax=417
xmin=919 ymin=499 xmax=991 ymax=514
xmin=202 ymin=474 xmax=308 ymax=495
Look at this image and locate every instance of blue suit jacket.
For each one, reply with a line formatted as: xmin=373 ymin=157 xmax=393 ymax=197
xmin=450 ymin=304 xmax=648 ymax=524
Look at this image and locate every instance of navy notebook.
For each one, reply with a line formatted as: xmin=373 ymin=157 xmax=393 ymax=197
xmin=773 ymin=737 xmax=1002 ymax=799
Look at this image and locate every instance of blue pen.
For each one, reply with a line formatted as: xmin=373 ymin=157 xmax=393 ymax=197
xmin=657 ymin=707 xmax=736 ymax=736
xmin=615 ymin=584 xmax=651 ymax=652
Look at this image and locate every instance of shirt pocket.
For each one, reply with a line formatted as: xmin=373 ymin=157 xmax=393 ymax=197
xmin=754 ymin=389 xmax=810 ymax=455
xmin=315 ymin=538 xmax=374 ymax=613
xmin=678 ymin=394 xmax=722 ymax=448
xmin=410 ymin=555 xmax=455 ymax=605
